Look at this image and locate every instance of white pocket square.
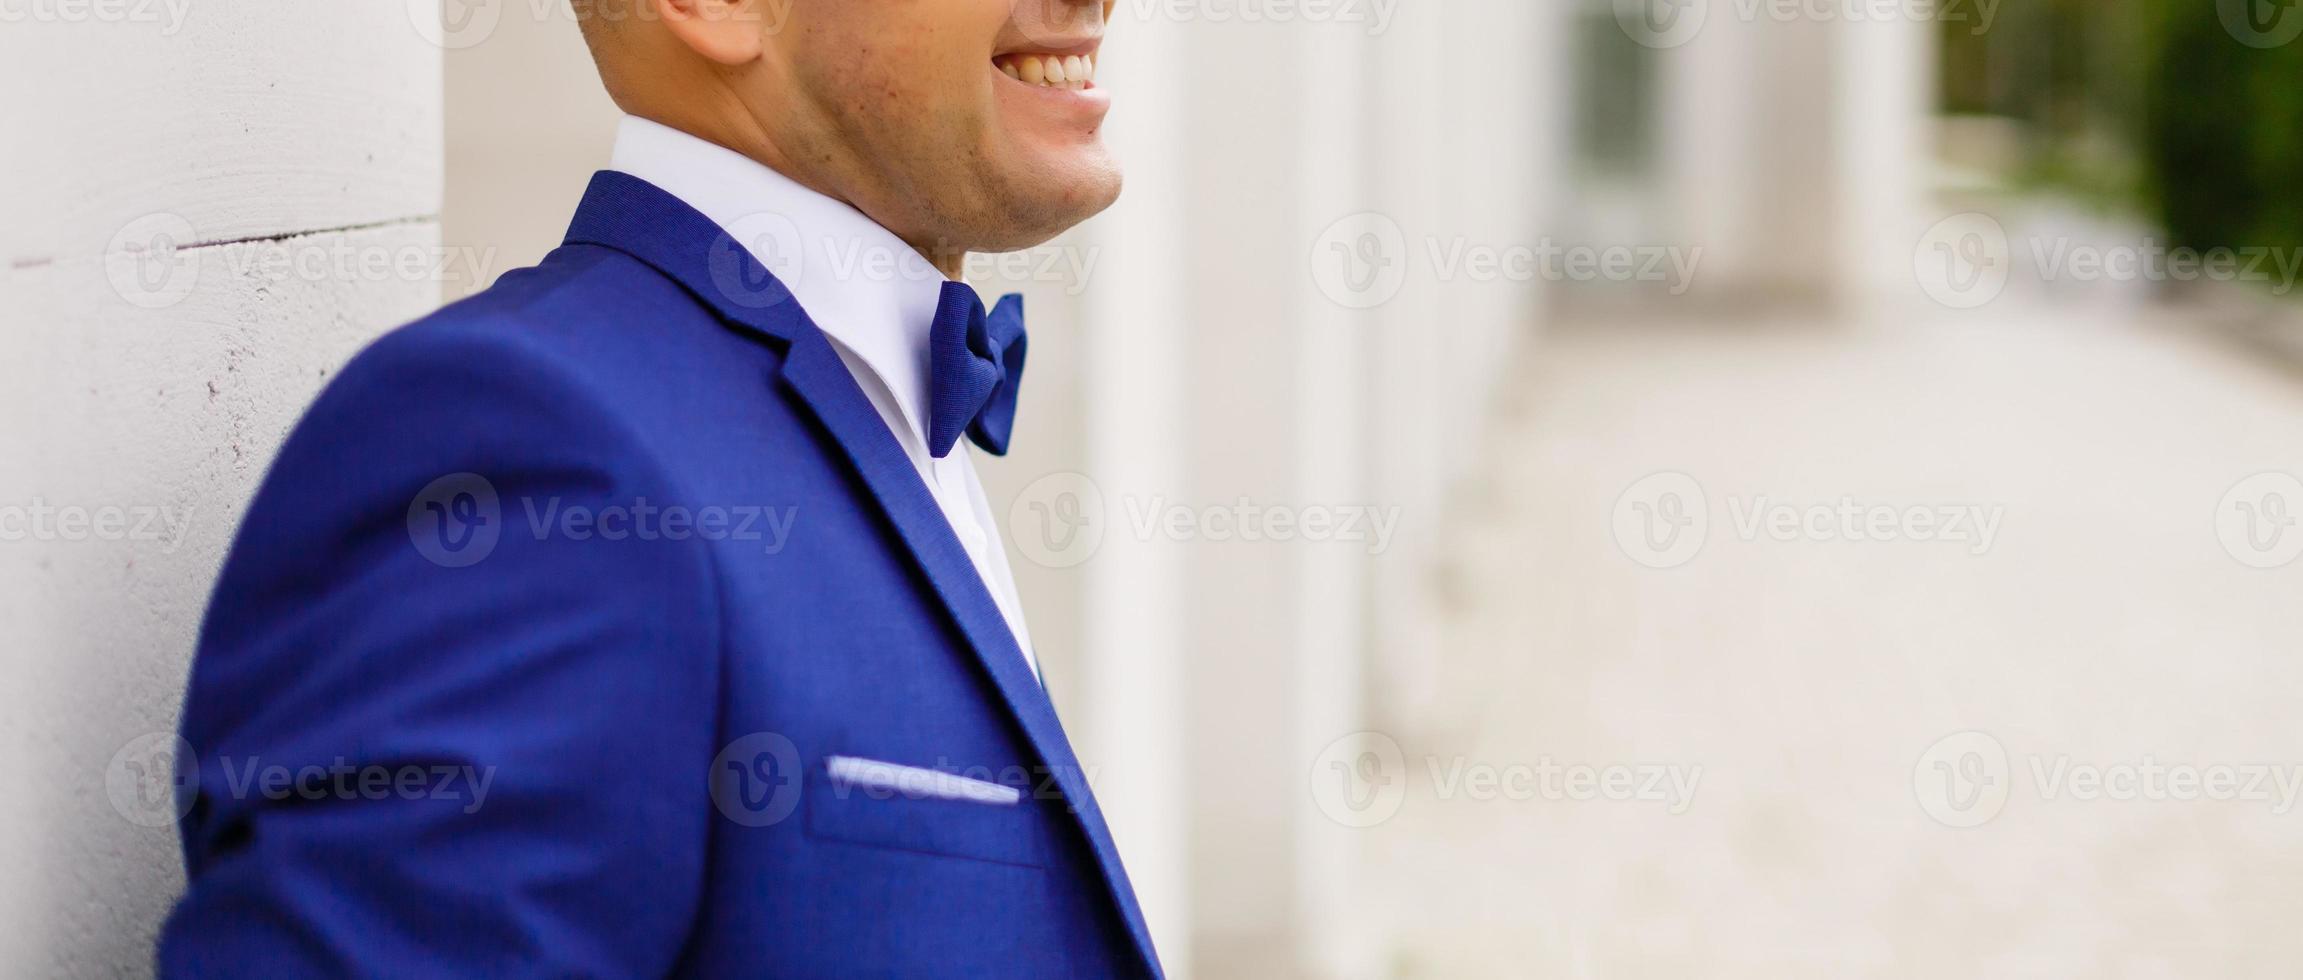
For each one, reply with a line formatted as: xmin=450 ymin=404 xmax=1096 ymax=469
xmin=824 ymin=755 xmax=1023 ymax=806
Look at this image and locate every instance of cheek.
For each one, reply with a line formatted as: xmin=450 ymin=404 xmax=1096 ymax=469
xmin=794 ymin=0 xmax=1025 ymax=139
xmin=793 ymin=54 xmax=949 ymax=166
xmin=819 ymin=30 xmax=985 ymax=125
xmin=851 ymin=0 xmax=1006 ymax=79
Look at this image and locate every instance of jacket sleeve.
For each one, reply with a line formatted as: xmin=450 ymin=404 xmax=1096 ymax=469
xmin=160 ymin=321 xmax=724 ymax=978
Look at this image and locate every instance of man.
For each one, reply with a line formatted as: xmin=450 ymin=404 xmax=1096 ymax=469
xmin=160 ymin=0 xmax=1157 ymax=974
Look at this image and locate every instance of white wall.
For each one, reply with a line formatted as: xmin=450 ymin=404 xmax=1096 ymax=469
xmin=0 ymin=4 xmax=442 ymax=975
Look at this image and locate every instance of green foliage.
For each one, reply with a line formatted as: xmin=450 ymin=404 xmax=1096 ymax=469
xmin=1938 ymin=0 xmax=2152 ymax=213
xmin=2142 ymin=0 xmax=2303 ymax=253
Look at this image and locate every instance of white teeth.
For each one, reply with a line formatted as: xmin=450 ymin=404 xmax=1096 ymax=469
xmin=996 ymin=53 xmax=1097 ymax=89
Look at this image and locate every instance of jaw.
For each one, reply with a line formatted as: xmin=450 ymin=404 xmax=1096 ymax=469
xmin=974 ymin=148 xmax=1123 ymax=252
xmin=779 ymin=29 xmax=1123 ymax=255
xmin=969 ymin=46 xmax=1119 ymax=250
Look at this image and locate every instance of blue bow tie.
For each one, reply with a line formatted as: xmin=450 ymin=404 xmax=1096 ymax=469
xmin=926 ymin=281 xmax=1028 ymax=458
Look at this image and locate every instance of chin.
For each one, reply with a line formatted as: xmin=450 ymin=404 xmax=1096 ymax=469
xmin=975 ymin=152 xmax=1123 ymax=253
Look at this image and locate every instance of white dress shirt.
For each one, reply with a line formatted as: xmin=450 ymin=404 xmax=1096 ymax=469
xmin=607 ymin=115 xmax=1039 ymax=679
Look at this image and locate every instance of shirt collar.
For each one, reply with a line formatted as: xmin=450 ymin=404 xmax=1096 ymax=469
xmin=606 ymin=114 xmax=948 ymax=446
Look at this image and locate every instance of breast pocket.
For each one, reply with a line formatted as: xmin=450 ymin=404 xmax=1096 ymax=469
xmin=803 ymin=756 xmax=1048 ymax=868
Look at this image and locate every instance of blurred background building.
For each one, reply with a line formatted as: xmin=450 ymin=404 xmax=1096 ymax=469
xmin=7 ymin=0 xmax=2303 ymax=976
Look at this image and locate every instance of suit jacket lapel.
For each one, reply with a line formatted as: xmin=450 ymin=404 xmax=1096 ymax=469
xmin=564 ymin=172 xmax=1161 ymax=973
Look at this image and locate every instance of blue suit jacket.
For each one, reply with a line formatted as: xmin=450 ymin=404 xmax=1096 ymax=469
xmin=161 ymin=172 xmax=1161 ymax=978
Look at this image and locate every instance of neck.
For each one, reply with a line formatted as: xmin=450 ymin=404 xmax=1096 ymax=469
xmin=627 ymin=97 xmax=970 ymax=282
xmin=913 ymin=243 xmax=968 ymax=281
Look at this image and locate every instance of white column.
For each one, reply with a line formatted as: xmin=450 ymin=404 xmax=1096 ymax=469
xmin=1363 ymin=0 xmax=1453 ymax=731
xmin=1834 ymin=8 xmax=1936 ymax=309
xmin=1656 ymin=7 xmax=1839 ymax=302
xmin=1070 ymin=7 xmax=1195 ymax=973
xmin=1291 ymin=15 xmax=1373 ymax=979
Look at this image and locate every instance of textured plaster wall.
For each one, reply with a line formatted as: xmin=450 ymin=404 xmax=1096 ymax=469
xmin=0 ymin=4 xmax=443 ymax=976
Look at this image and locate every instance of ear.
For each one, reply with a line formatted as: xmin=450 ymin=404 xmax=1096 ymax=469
xmin=655 ymin=0 xmax=766 ymax=65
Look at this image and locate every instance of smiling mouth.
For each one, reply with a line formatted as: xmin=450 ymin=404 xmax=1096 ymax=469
xmin=994 ymin=52 xmax=1099 ymax=90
